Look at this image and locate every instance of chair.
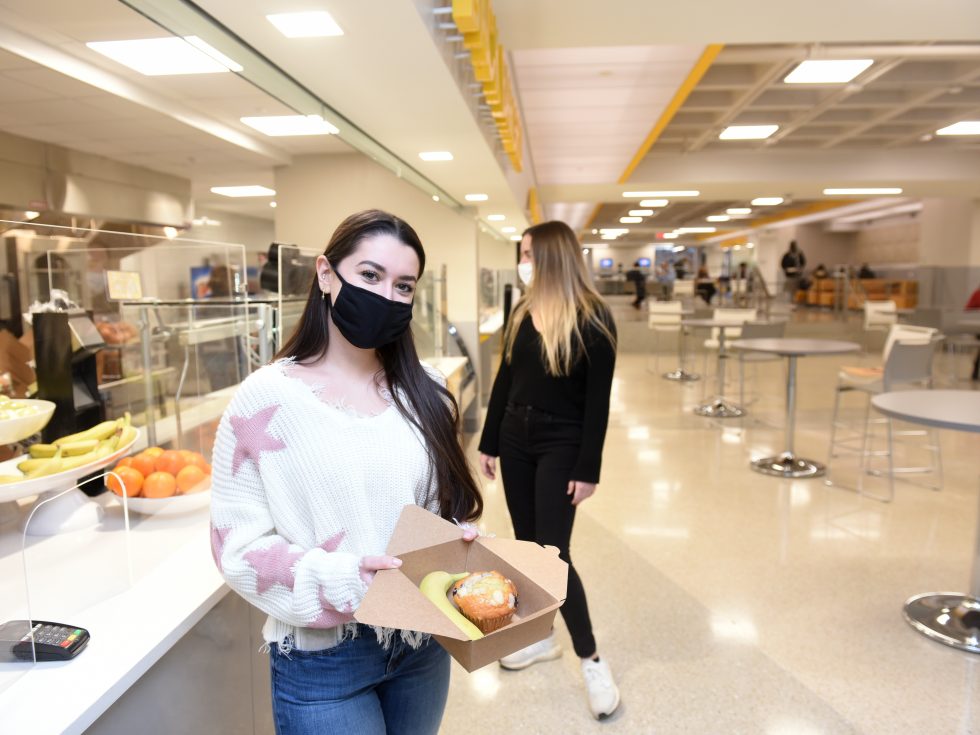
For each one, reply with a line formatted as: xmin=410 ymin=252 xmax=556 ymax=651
xmin=672 ymin=279 xmax=695 ymax=306
xmin=647 ymin=301 xmax=682 ymax=374
xmin=827 ymin=334 xmax=942 ymax=502
xmin=736 ymin=320 xmax=787 ymax=405
xmin=863 ymin=300 xmax=898 ymax=352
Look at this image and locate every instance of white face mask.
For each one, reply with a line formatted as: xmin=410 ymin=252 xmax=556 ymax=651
xmin=517 ymin=261 xmax=534 ymax=286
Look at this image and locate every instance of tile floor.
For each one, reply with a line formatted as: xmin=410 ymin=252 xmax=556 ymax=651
xmin=441 ymin=301 xmax=980 ymax=734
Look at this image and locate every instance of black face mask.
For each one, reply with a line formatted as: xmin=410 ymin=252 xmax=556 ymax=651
xmin=329 ymin=269 xmax=414 ymax=349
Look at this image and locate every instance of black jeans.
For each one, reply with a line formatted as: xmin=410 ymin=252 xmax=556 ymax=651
xmin=498 ymin=403 xmax=596 ymax=658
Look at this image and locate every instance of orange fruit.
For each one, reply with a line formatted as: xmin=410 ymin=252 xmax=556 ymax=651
xmin=116 ymin=457 xmax=134 ymax=469
xmin=143 ymin=471 xmax=176 ymax=498
xmin=184 ymin=451 xmax=211 ymax=474
xmin=107 ymin=466 xmax=143 ymax=498
xmin=155 ymin=450 xmax=186 ymax=476
xmin=142 ymin=447 xmax=165 ymax=458
xmin=130 ymin=453 xmax=157 ymax=478
xmin=175 ymin=465 xmax=208 ymax=494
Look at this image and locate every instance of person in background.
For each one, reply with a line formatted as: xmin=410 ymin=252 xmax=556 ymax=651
xmin=812 ymin=263 xmax=830 ymax=279
xmin=657 ymin=259 xmax=675 ymax=301
xmin=210 ymin=209 xmax=483 ymax=735
xmin=626 ymin=260 xmax=647 ymax=310
xmin=967 ymin=283 xmax=980 ymax=381
xmin=478 ymin=221 xmax=620 ymax=720
xmin=858 ymin=262 xmax=876 ymax=279
xmin=674 ymin=256 xmax=689 ymax=280
xmin=695 ymin=264 xmax=716 ymax=305
xmin=780 ymin=240 xmax=806 ymax=294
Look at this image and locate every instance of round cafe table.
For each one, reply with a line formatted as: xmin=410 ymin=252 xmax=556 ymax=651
xmin=731 ymin=338 xmax=859 ymax=478
xmin=683 ymin=318 xmax=749 ymax=418
xmin=872 ymin=390 xmax=980 ymax=654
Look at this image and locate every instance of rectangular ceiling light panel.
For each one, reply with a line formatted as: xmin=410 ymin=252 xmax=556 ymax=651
xmin=639 ymin=199 xmax=670 ymax=207
xmin=210 ymin=185 xmax=276 ymax=197
xmin=751 ymin=197 xmax=784 ymax=206
xmin=624 ymin=191 xmax=699 ymax=198
xmin=719 ymin=125 xmax=779 ymax=140
xmin=241 ymin=115 xmax=339 ymax=136
xmin=784 ymin=59 xmax=874 ymax=84
xmin=823 ymin=187 xmax=903 ymax=195
xmin=936 ymin=121 xmax=980 ymax=135
xmin=267 ymin=11 xmax=344 ymax=38
xmin=87 ymin=37 xmax=242 ymax=75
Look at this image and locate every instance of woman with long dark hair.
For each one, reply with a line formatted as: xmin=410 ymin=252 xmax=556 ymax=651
xmin=479 ymin=220 xmax=620 ymax=720
xmin=210 ymin=209 xmax=482 ymax=735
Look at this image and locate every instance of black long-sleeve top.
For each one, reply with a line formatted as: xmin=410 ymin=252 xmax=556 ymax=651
xmin=478 ymin=312 xmax=617 ymax=484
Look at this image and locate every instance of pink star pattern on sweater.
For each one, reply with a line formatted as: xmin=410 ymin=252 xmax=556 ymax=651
xmin=318 ymin=530 xmax=346 ymax=553
xmin=230 ymin=405 xmax=286 ymax=475
xmin=210 ymin=525 xmax=232 ymax=572
xmin=310 ymin=593 xmax=355 ymax=629
xmin=244 ymin=541 xmax=303 ymax=594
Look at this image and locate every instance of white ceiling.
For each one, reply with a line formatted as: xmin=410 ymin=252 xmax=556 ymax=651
xmin=513 ymin=45 xmax=704 ymax=187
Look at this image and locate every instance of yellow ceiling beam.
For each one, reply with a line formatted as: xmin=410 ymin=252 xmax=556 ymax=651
xmin=582 ymin=44 xmax=724 ymax=233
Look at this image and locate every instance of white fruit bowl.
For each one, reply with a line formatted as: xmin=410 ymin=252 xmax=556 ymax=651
xmin=0 ymin=399 xmax=56 ymax=445
xmin=0 ymin=429 xmax=140 ymax=504
xmin=113 ymin=485 xmax=211 ymax=517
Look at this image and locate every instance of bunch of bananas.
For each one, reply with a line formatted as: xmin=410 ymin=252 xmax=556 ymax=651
xmin=6 ymin=414 xmax=138 ymax=481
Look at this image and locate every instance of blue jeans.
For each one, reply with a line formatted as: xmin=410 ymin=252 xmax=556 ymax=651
xmin=269 ymin=626 xmax=450 ymax=735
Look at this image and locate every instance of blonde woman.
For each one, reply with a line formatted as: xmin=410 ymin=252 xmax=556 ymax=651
xmin=478 ymin=221 xmax=619 ymax=720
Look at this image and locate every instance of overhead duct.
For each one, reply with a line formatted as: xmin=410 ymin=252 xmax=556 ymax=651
xmin=0 ymin=130 xmax=192 ymax=227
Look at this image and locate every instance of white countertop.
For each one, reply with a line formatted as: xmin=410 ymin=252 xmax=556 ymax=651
xmin=0 ymin=498 xmax=225 ymax=735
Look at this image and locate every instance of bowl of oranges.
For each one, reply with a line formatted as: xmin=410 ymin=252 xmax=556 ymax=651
xmin=107 ymin=446 xmax=211 ymax=516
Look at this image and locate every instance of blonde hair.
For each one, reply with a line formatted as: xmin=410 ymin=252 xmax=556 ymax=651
xmin=506 ymin=221 xmax=616 ymax=376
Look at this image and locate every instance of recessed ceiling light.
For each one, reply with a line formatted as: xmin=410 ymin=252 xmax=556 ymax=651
xmin=628 ymin=209 xmax=654 ymax=216
xmin=502 ymin=226 xmax=516 ymax=233
xmin=465 ymin=193 xmax=488 ymax=201
xmin=936 ymin=121 xmax=980 ymax=136
xmin=210 ymin=185 xmax=276 ymax=197
xmin=599 ymin=228 xmax=628 ymax=234
xmin=432 ymin=195 xmax=440 ymax=202
xmin=672 ymin=245 xmax=686 ymax=252
xmin=487 ymin=214 xmax=506 ymax=221
xmin=601 ymin=234 xmax=618 ymax=240
xmin=269 ymin=201 xmax=277 ymax=208
xmin=24 ymin=211 xmax=40 ymax=220
xmin=727 ymin=207 xmax=752 ymax=215
xmin=746 ymin=242 xmax=755 ymax=248
xmin=751 ymin=197 xmax=784 ymax=206
xmin=419 ymin=151 xmax=454 ymax=161
xmin=784 ymin=59 xmax=874 ymax=84
xmin=719 ymin=125 xmax=779 ymax=140
xmin=624 ymin=191 xmax=698 ymax=198
xmin=662 ymin=233 xmax=679 ymax=239
xmin=241 ymin=115 xmax=338 ymax=136
xmin=676 ymin=227 xmax=716 ymax=234
xmin=267 ymin=11 xmax=344 ymax=38
xmin=823 ymin=187 xmax=903 ymax=195
xmin=706 ymin=215 xmax=730 ymax=222
xmin=163 ymin=226 xmax=179 ymax=239
xmin=620 ymin=217 xmax=642 ymax=224
xmin=87 ymin=37 xmax=242 ymax=75
xmin=639 ymin=199 xmax=670 ymax=207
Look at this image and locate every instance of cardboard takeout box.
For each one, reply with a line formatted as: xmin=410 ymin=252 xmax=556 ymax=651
xmin=355 ymin=504 xmax=568 ymax=672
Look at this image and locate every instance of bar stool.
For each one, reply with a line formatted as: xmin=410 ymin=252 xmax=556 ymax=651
xmin=647 ymin=301 xmax=682 ymax=375
xmin=863 ymin=300 xmax=898 ymax=353
xmin=737 ymin=321 xmax=786 ymax=405
xmin=702 ymin=308 xmax=756 ymax=390
xmin=827 ymin=339 xmax=942 ymax=502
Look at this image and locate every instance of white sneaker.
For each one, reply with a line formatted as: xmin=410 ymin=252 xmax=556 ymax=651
xmin=498 ymin=632 xmax=562 ymax=670
xmin=581 ymin=657 xmax=621 ymax=720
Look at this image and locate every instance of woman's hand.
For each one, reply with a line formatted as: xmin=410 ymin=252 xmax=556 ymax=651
xmin=567 ymin=480 xmax=597 ymax=506
xmin=479 ymin=453 xmax=497 ymax=480
xmin=358 ymin=555 xmax=402 ymax=587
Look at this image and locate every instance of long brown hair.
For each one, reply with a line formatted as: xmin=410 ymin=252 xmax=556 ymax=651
xmin=506 ymin=220 xmax=615 ymax=376
xmin=276 ymin=209 xmax=482 ymax=522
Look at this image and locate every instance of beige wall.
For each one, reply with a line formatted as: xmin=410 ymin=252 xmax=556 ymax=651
xmin=851 ymin=220 xmax=920 ymax=265
xmin=273 ymin=152 xmax=481 ymax=359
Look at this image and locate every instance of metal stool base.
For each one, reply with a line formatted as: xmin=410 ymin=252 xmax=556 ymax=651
xmin=694 ymin=398 xmax=745 ymax=418
xmin=752 ymin=452 xmax=825 ymax=478
xmin=663 ymin=368 xmax=700 ymax=382
xmin=904 ymin=593 xmax=980 ymax=654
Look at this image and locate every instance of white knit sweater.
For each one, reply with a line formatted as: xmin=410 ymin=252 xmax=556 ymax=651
xmin=209 ymin=358 xmax=443 ymax=651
